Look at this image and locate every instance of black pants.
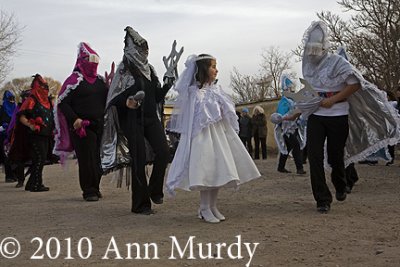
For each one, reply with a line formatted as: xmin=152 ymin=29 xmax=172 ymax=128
xmin=388 ymin=145 xmax=395 ymax=163
xmin=345 ymin=163 xmax=358 ymax=189
xmin=278 ymin=132 xmax=304 ymax=171
xmin=128 ymin=117 xmax=169 ymax=213
xmin=15 ymin=162 xmax=26 ymax=183
xmin=0 ymin=135 xmax=15 ymax=181
xmin=240 ymin=136 xmax=253 ymax=155
xmin=71 ymin=128 xmax=102 ymax=198
xmin=302 ymin=144 xmax=308 ymax=164
xmin=26 ymin=135 xmax=49 ymax=190
xmin=254 ymin=134 xmax=267 ymax=159
xmin=307 ymin=115 xmax=349 ymax=206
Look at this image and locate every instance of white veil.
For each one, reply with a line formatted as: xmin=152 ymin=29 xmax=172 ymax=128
xmin=165 ymin=54 xmax=198 ymax=194
xmin=167 ymin=54 xmax=198 ymax=134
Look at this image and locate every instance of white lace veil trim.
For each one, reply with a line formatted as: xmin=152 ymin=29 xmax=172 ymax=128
xmin=167 ymin=54 xmax=199 ymax=134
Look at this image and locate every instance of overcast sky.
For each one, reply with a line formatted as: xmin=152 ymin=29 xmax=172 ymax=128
xmin=1 ymin=0 xmax=349 ymax=91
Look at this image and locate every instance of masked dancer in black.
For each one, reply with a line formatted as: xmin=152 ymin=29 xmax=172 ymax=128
xmin=17 ymin=74 xmax=54 ymax=192
xmin=55 ymin=42 xmax=108 ymax=201
xmin=101 ymin=26 xmax=173 ymax=214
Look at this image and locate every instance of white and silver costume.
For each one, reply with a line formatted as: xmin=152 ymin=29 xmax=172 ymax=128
xmin=301 ymin=21 xmax=400 ymax=166
xmin=272 ymin=75 xmax=306 ymax=155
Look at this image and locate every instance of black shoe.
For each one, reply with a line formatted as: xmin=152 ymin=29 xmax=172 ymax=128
xmin=386 ymin=161 xmax=394 ymax=166
xmin=151 ymin=197 xmax=163 ymax=204
xmin=84 ymin=195 xmax=99 ymax=201
xmin=336 ymin=191 xmax=347 ymax=201
xmin=296 ymin=169 xmax=306 ymax=175
xmin=278 ymin=168 xmax=291 ymax=173
xmin=30 ymin=186 xmax=50 ymax=192
xmin=317 ymin=204 xmax=330 ymax=213
xmin=15 ymin=182 xmax=24 ymax=188
xmin=5 ymin=178 xmax=17 ymax=183
xmin=132 ymin=209 xmax=154 ymax=215
xmin=40 ymin=186 xmax=50 ymax=191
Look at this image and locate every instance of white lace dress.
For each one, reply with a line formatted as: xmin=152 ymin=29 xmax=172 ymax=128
xmin=166 ymin=84 xmax=260 ymax=193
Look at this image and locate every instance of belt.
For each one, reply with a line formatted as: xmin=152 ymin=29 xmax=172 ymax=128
xmin=318 ymin=91 xmax=339 ymax=98
xmin=318 ymin=91 xmax=347 ymax=103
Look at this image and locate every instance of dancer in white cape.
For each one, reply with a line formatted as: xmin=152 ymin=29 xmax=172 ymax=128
xmin=299 ymin=21 xmax=400 ymax=213
xmin=166 ymin=54 xmax=261 ymax=223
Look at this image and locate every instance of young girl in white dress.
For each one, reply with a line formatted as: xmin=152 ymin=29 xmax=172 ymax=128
xmin=166 ymin=54 xmax=261 ymax=223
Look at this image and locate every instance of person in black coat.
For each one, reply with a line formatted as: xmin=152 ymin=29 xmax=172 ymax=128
xmin=238 ymin=107 xmax=253 ymax=156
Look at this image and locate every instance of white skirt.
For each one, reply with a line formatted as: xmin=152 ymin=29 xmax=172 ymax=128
xmin=177 ymin=120 xmax=260 ymax=191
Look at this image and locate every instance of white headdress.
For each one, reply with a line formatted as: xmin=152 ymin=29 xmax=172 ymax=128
xmin=167 ymin=54 xmax=216 ymax=133
xmin=302 ymin=21 xmax=330 ymax=66
xmin=302 ymin=21 xmax=332 ymax=78
xmin=172 ymin=54 xmax=216 ymax=92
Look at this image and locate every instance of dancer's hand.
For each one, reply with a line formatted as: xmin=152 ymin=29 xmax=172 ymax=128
xmin=320 ymin=98 xmax=335 ymax=108
xmin=105 ymin=62 xmax=115 ymax=88
xmin=73 ymin=118 xmax=83 ymax=129
xmin=28 ymin=124 xmax=36 ymax=131
xmin=126 ymin=97 xmax=139 ymax=109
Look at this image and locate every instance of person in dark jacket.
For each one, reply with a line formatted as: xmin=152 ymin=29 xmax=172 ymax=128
xmin=252 ymin=105 xmax=267 ymax=160
xmin=238 ymin=107 xmax=252 ymax=156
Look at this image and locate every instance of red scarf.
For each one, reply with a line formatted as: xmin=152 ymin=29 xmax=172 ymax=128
xmin=20 ymin=75 xmax=50 ymax=111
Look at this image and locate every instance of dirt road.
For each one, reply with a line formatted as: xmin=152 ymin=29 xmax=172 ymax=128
xmin=0 ymin=155 xmax=399 ymax=267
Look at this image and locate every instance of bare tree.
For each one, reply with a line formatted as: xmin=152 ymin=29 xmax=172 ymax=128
xmin=0 ymin=10 xmax=22 ymax=84
xmin=230 ymin=47 xmax=294 ymax=103
xmin=260 ymin=46 xmax=294 ymax=98
xmin=230 ymin=67 xmax=260 ymax=103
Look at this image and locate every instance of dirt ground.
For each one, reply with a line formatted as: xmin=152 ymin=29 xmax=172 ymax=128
xmin=0 ymin=151 xmax=399 ymax=267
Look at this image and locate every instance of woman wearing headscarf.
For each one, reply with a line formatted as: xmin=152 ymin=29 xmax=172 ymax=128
xmin=101 ymin=26 xmax=173 ymax=214
xmin=251 ymin=105 xmax=267 ymax=160
xmin=0 ymin=90 xmax=16 ymax=182
xmin=54 ymin=42 xmax=108 ymax=201
xmin=17 ymin=74 xmax=54 ymax=192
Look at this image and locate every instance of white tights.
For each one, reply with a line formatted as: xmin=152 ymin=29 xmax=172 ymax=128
xmin=199 ymin=189 xmax=225 ymax=223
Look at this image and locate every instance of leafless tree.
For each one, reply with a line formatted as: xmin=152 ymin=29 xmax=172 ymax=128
xmin=260 ymin=46 xmax=294 ymax=98
xmin=230 ymin=47 xmax=295 ymax=103
xmin=230 ymin=67 xmax=260 ymax=103
xmin=0 ymin=10 xmax=22 ymax=84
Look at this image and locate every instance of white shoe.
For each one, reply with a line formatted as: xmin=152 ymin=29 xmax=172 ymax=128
xmin=198 ymin=209 xmax=220 ymax=223
xmin=210 ymin=207 xmax=225 ymax=221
